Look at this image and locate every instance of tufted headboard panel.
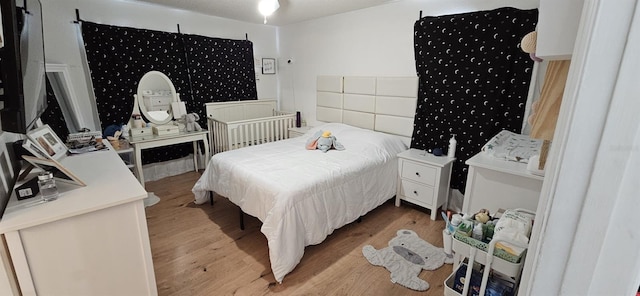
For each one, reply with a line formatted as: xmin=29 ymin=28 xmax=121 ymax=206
xmin=316 ymin=76 xmax=418 ymax=145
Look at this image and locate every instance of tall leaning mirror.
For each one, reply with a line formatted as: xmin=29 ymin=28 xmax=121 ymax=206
xmin=46 ymin=63 xmax=85 ymax=133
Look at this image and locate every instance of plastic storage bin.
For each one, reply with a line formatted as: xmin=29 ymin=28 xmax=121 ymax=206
xmin=445 ymin=262 xmax=516 ymax=296
xmin=447 ymin=209 xmax=534 ymax=296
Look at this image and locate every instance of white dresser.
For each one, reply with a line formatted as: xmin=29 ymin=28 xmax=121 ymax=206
xmin=396 ymin=149 xmax=455 ymax=220
xmin=0 ymin=146 xmax=157 ymax=295
xmin=462 ymin=152 xmax=544 ymax=215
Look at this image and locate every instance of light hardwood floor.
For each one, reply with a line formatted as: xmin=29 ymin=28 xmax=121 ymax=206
xmin=145 ymin=171 xmax=453 ymax=295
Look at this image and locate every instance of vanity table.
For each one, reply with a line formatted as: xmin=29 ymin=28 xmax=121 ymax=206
xmin=129 ymin=130 xmax=210 ymax=187
xmin=127 ymin=71 xmax=210 ymax=187
xmin=0 ymin=143 xmax=157 ymax=295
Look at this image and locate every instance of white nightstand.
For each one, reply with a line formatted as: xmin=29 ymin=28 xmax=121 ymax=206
xmin=288 ymin=126 xmax=313 ymax=138
xmin=396 ymin=148 xmax=455 ymax=220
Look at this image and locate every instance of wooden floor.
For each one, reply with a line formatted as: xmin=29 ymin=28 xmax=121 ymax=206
xmin=145 ymin=171 xmax=453 ymax=296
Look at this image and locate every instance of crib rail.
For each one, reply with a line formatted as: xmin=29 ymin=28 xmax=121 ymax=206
xmin=208 ymin=112 xmax=296 ymax=154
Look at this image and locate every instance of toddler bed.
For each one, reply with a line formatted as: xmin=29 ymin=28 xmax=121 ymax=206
xmin=193 ymin=76 xmax=419 ymax=283
xmin=206 ymin=100 xmax=296 ymax=154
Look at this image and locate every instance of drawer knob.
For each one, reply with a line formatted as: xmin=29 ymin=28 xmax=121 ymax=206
xmin=413 ymin=190 xmax=418 ymax=195
xmin=415 ymin=172 xmax=420 ymax=177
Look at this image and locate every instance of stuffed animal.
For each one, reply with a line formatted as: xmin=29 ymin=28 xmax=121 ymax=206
xmin=362 ymin=229 xmax=453 ymax=291
xmin=475 ymin=209 xmax=491 ymax=224
xmin=182 ymin=113 xmax=202 ymax=132
xmin=305 ymin=130 xmax=345 ymax=152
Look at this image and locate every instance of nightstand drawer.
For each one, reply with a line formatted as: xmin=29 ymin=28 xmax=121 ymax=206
xmin=399 ymin=180 xmax=435 ymax=207
xmin=401 ymin=160 xmax=437 ymax=186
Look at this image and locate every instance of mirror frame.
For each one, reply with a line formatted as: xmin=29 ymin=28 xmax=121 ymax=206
xmin=46 ymin=63 xmax=86 ymax=132
xmin=136 ymin=71 xmax=177 ymax=125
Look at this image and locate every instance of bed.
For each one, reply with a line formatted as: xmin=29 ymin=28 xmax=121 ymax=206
xmin=192 ymin=76 xmax=418 ymax=283
xmin=206 ymin=100 xmax=296 ymax=154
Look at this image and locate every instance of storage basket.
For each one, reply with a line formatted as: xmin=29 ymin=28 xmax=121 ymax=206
xmin=444 ymin=263 xmax=516 ymax=296
xmin=453 ymin=231 xmax=525 ymax=263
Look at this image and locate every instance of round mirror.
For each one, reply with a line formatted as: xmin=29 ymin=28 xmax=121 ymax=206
xmin=136 ymin=71 xmax=178 ymax=125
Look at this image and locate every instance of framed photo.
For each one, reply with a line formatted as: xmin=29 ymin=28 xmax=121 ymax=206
xmin=27 ymin=124 xmax=67 ymax=161
xmin=22 ymin=138 xmax=52 ymax=160
xmin=262 ymin=58 xmax=276 ymax=74
xmin=22 ymin=155 xmax=86 ymax=186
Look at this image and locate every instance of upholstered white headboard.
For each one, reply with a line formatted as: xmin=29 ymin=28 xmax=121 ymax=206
xmin=316 ymin=76 xmax=418 ymax=145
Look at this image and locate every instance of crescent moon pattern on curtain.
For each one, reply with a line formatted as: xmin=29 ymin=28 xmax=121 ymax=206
xmin=81 ymin=21 xmax=257 ymax=165
xmin=412 ymin=7 xmax=538 ymax=192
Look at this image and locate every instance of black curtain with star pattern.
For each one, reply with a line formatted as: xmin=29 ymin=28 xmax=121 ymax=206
xmin=81 ymin=21 xmax=257 ymax=165
xmin=182 ymin=34 xmax=257 ymax=103
xmin=411 ymin=7 xmax=538 ymax=193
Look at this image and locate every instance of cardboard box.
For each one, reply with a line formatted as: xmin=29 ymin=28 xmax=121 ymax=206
xmin=453 ymin=263 xmax=483 ymax=296
xmin=152 ymin=124 xmax=180 ymax=136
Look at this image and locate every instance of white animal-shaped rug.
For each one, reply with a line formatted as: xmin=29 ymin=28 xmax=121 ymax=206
xmin=362 ymin=229 xmax=453 ymax=291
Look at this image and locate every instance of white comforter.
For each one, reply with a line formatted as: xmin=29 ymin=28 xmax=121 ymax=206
xmin=192 ymin=123 xmax=407 ymax=283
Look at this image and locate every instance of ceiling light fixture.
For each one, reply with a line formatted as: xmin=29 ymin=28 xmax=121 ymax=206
xmin=258 ymin=0 xmax=280 ymax=24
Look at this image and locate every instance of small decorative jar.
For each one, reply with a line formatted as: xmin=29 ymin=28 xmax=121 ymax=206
xmin=38 ymin=171 xmax=59 ymax=202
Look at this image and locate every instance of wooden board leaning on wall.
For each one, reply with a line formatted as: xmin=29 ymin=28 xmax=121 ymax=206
xmin=530 ymin=60 xmax=571 ymax=170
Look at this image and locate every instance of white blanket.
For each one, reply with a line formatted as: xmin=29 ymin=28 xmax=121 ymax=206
xmin=192 ymin=123 xmax=408 ymax=283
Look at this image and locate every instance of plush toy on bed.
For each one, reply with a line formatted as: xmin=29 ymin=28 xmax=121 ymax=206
xmin=362 ymin=229 xmax=453 ymax=291
xmin=305 ymin=130 xmax=345 ymax=152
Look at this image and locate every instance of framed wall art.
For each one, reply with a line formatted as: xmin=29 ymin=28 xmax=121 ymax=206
xmin=262 ymin=58 xmax=276 ymax=74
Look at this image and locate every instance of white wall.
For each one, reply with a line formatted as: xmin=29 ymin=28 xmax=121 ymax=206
xmin=277 ymin=0 xmax=539 ymax=126
xmin=40 ymin=0 xmax=279 ymax=131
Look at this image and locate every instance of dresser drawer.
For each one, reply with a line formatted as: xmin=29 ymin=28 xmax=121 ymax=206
xmin=401 ymin=160 xmax=437 ymax=186
xmin=399 ymin=180 xmax=435 ymax=207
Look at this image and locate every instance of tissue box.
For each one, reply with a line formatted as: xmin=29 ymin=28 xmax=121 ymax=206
xmin=152 ymin=124 xmax=180 ymax=136
xmin=130 ymin=127 xmax=153 ymax=137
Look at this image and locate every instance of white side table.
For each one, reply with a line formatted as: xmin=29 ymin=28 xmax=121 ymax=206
xmin=112 ymin=139 xmax=135 ymax=172
xmin=396 ymin=148 xmax=455 ymax=220
xmin=288 ymin=126 xmax=313 ymax=138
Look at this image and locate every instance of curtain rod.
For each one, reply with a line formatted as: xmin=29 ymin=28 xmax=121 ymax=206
xmin=73 ymin=8 xmax=81 ymax=24
xmin=73 ymin=10 xmax=250 ymax=42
